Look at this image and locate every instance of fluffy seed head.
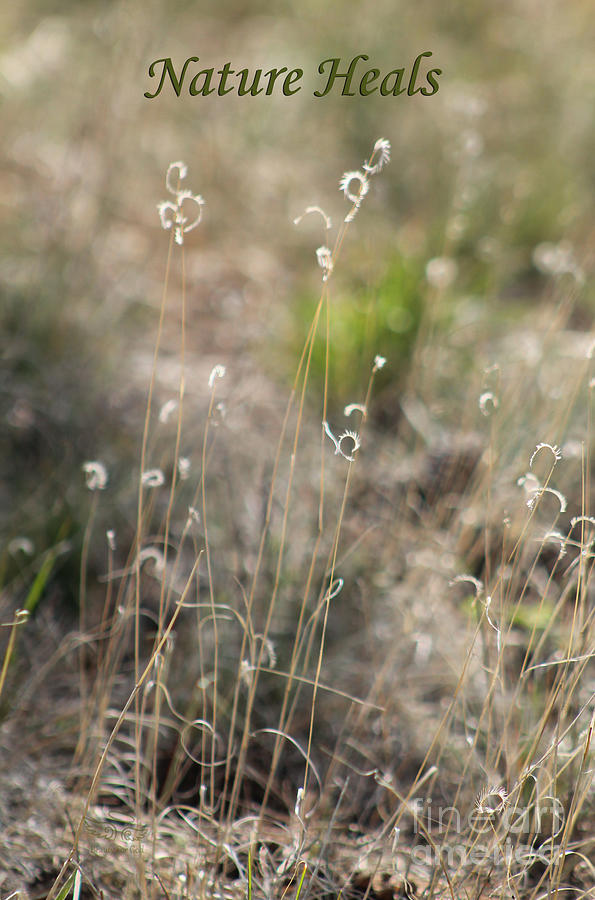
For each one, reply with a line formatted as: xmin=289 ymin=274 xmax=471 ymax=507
xmin=158 ymin=399 xmax=178 ymax=424
xmin=293 ymin=205 xmax=332 ymax=231
xmin=475 ymin=786 xmax=509 ymax=816
xmin=83 ymin=460 xmax=108 ymax=491
xmin=344 ymin=403 xmax=367 ymax=418
xmin=339 ymin=170 xmax=369 ymax=211
xmin=8 ymin=537 xmax=34 ymax=556
xmin=165 ymin=161 xmax=188 ymax=194
xmin=479 ymin=391 xmax=499 ymax=416
xmin=158 ymin=161 xmax=205 ymax=245
xmin=529 ymin=442 xmax=562 ymax=468
xmin=142 ymin=468 xmax=165 ymax=488
xmin=208 ymin=364 xmax=226 ymax=389
xmin=316 ymin=245 xmax=334 ymax=281
xmin=323 ymin=421 xmax=361 ymax=462
xmin=363 ymin=137 xmax=391 ymax=175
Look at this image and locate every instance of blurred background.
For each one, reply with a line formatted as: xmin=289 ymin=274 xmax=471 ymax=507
xmin=1 ymin=0 xmax=594 ymax=892
xmin=1 ymin=0 xmax=594 ymax=713
xmin=1 ymin=0 xmax=594 ymax=736
xmin=2 ymin=0 xmax=594 ymax=557
xmin=2 ymin=0 xmax=594 ymax=538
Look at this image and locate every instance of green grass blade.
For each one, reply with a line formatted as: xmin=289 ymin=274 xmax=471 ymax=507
xmin=53 ymin=871 xmax=76 ymax=900
xmin=24 ymin=550 xmax=56 ymax=614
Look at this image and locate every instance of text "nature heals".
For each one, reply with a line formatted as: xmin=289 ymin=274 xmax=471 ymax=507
xmin=144 ymin=53 xmax=442 ymax=99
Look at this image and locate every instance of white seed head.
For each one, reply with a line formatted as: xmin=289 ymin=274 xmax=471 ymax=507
xmin=106 ymin=529 xmax=116 ymax=551
xmin=293 ymin=205 xmax=332 ymax=230
xmin=157 ymin=201 xmax=177 ymax=233
xmin=176 ymin=189 xmax=205 ymax=236
xmin=240 ymin=659 xmax=253 ymax=688
xmin=529 ymin=442 xmax=562 ymax=468
xmin=344 ymin=403 xmax=367 ymax=418
xmin=570 ymin=515 xmax=595 ymax=529
xmin=208 ymin=364 xmax=226 ymax=389
xmin=339 ymin=170 xmax=369 ymax=207
xmin=323 ymin=421 xmax=360 ymax=462
xmin=177 ymin=457 xmax=190 ymax=480
xmin=8 ymin=537 xmax=34 ymax=556
xmin=479 ymin=391 xmax=499 ymax=416
xmin=526 ymin=486 xmax=567 ymax=514
xmin=142 ymin=468 xmax=165 ymax=488
xmin=373 ymin=355 xmax=386 ymax=372
xmin=542 ymin=530 xmax=567 ymax=558
xmin=363 ymin=137 xmax=391 ymax=175
xmin=338 ymin=429 xmax=361 ymax=461
xmin=82 ymin=460 xmax=108 ymax=491
xmin=475 ymin=786 xmax=508 ymax=816
xmin=315 ymin=245 xmax=334 ymax=281
xmin=294 ymin=787 xmax=305 ymax=818
xmin=165 ymin=161 xmax=188 ymax=194
xmin=158 ymin=399 xmax=178 ymax=424
xmin=159 ymin=162 xmax=204 ymax=246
